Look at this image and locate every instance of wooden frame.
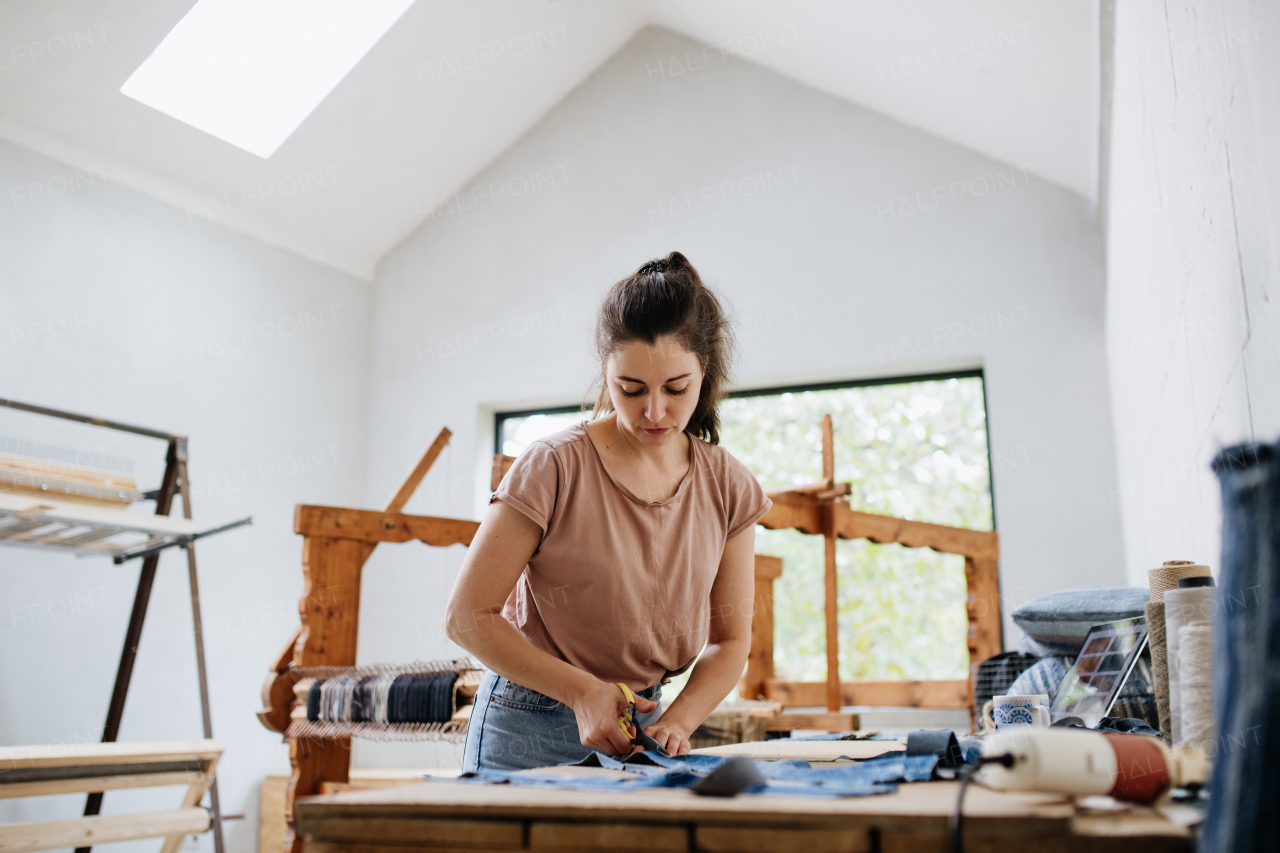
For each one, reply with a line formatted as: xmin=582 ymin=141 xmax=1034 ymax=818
xmin=257 ymin=428 xmax=480 ymax=853
xmin=0 ymin=740 xmax=221 ymax=853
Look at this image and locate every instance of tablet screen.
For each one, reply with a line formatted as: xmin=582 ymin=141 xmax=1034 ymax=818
xmin=1050 ymin=617 xmax=1148 ymax=727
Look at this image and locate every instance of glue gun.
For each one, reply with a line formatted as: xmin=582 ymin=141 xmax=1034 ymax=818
xmin=980 ymin=728 xmax=1209 ymax=802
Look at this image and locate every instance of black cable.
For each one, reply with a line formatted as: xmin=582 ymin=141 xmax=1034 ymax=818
xmin=949 ymin=753 xmax=1014 ymax=853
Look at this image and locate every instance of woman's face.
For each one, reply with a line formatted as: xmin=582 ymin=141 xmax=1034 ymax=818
xmin=604 ymin=336 xmax=704 ymax=447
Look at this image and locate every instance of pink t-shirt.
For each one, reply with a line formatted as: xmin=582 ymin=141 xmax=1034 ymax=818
xmin=491 ymin=421 xmax=772 ymax=690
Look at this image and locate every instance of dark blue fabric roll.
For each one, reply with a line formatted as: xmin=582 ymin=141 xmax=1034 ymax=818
xmin=1203 ymin=441 xmax=1280 ymax=853
xmin=306 ymin=679 xmax=322 ymax=722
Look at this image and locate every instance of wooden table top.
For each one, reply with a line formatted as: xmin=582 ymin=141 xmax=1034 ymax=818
xmin=294 ymin=739 xmax=1193 ymax=853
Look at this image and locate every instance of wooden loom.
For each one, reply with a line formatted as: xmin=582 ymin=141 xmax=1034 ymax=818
xmin=0 ymin=397 xmax=250 ymax=853
xmin=494 ymin=414 xmax=1002 ymax=717
xmin=258 ymin=428 xmax=481 ymax=853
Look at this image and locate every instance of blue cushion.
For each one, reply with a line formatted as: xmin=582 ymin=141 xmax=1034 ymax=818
xmin=1011 ymin=587 xmax=1150 ymax=656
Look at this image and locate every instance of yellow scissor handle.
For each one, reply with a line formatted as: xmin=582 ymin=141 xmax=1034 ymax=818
xmin=616 ymin=683 xmax=637 ymax=737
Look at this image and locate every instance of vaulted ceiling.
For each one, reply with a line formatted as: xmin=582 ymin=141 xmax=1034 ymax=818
xmin=0 ymin=1 xmax=1098 ymax=280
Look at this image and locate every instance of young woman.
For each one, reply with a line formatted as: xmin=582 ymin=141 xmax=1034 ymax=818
xmin=447 ymin=252 xmax=771 ymax=771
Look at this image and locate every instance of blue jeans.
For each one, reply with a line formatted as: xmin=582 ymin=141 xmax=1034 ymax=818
xmin=1203 ymin=441 xmax=1279 ymax=853
xmin=462 ymin=673 xmax=663 ymax=773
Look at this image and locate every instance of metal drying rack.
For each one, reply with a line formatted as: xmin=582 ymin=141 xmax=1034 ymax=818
xmin=0 ymin=397 xmax=250 ymax=853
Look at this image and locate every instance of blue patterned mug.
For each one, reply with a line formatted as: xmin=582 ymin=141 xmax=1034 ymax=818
xmin=993 ymin=694 xmax=1051 ymax=729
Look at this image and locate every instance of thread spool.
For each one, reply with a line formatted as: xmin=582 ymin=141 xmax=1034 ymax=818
xmin=1147 ymin=560 xmax=1211 ymax=603
xmin=1178 ymin=624 xmax=1215 ymax=750
xmin=1165 ymin=576 xmax=1216 ymax=744
xmin=1145 ymin=600 xmax=1171 ymax=741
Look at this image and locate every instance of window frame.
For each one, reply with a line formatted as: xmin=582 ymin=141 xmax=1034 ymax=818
xmin=493 ymin=368 xmax=995 ymax=528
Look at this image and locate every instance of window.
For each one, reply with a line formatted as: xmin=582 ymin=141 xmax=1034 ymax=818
xmin=495 ymin=406 xmax=588 ymax=457
xmin=121 ymin=0 xmax=415 ymax=157
xmin=493 ymin=371 xmax=993 ymax=682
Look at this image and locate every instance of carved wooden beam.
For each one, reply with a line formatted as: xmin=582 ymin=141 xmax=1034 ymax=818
xmin=758 ymin=491 xmax=821 ymax=534
xmin=293 ymin=505 xmax=479 ymax=547
xmin=832 ymin=504 xmax=999 ymax=560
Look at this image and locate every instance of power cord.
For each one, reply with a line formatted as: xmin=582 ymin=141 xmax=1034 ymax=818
xmin=949 ymin=753 xmax=1014 ymax=853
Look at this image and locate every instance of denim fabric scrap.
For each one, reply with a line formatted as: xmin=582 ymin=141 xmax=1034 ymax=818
xmin=432 ymin=748 xmax=936 ymax=798
xmin=1202 ymin=440 xmax=1280 ymax=853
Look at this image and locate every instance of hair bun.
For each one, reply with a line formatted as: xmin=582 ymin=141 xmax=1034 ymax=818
xmin=636 ymin=251 xmax=694 ymax=279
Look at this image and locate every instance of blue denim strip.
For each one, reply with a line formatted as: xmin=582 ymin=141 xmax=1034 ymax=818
xmin=436 ymin=748 xmax=937 ymax=798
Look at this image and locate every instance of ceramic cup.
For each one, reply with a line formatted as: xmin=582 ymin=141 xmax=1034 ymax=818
xmin=993 ymin=694 xmax=1051 ymax=729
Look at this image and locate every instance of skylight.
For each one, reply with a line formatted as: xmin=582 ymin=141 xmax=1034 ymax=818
xmin=121 ymin=0 xmax=416 ymax=158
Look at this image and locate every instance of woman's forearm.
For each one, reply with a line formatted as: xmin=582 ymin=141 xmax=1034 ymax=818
xmin=655 ymin=636 xmax=751 ymax=734
xmin=446 ymin=604 xmax=597 ymax=706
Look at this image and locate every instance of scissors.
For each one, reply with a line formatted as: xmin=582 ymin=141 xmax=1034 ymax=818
xmin=616 ymin=682 xmax=670 ymax=757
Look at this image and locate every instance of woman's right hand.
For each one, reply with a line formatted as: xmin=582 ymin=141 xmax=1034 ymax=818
xmin=571 ymin=680 xmax=657 ymax=757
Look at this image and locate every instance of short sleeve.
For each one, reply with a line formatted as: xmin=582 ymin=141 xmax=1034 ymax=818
xmin=490 ymin=441 xmax=560 ymax=535
xmin=724 ymin=457 xmax=773 ymax=541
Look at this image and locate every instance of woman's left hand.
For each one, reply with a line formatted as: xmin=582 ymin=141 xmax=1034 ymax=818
xmin=643 ymin=721 xmax=692 ymax=756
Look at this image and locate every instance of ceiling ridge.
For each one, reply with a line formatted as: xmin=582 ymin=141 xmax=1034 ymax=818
xmin=0 ymin=110 xmax=373 ymax=281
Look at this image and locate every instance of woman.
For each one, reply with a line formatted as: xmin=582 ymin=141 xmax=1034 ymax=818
xmin=447 ymin=252 xmax=771 ymax=772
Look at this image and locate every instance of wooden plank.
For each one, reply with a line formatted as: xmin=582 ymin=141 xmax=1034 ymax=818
xmin=385 ymin=428 xmax=452 ymax=515
xmin=831 ymin=504 xmax=998 ymax=561
xmin=530 ymin=821 xmax=687 ymax=850
xmin=752 ymin=554 xmax=783 ymax=581
xmin=821 ymin=414 xmax=835 ymax=485
xmin=158 ymin=769 xmax=214 ymax=853
xmin=260 ymin=775 xmax=289 ymax=853
xmin=0 ymin=771 xmax=197 ymax=799
xmin=698 ymin=825 xmax=869 ymax=853
xmin=763 ymin=679 xmax=970 ymax=709
xmin=0 ymin=493 xmax=197 ymax=536
xmin=0 ymin=740 xmax=221 ymax=771
xmin=764 ymin=713 xmax=860 ymax=733
xmin=822 ymin=504 xmax=840 ymax=712
xmin=740 ymin=558 xmax=777 ymax=701
xmin=965 ymin=555 xmax=1004 ymax=667
xmin=0 ymin=807 xmax=209 ymax=853
xmin=491 ymin=455 xmax=515 ymax=492
xmin=293 ymin=506 xmax=478 ymax=547
xmin=301 ymin=816 xmax=523 ymax=848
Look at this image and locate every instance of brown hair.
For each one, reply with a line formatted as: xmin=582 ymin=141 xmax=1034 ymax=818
xmin=592 ymin=251 xmax=734 ymax=444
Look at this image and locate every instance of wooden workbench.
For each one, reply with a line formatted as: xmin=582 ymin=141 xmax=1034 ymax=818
xmin=293 ymin=741 xmax=1194 ymax=853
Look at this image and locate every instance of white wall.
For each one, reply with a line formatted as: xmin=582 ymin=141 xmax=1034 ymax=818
xmin=360 ymin=25 xmax=1126 ymax=764
xmin=0 ymin=141 xmax=371 ymax=851
xmin=1104 ymin=0 xmax=1280 ymax=583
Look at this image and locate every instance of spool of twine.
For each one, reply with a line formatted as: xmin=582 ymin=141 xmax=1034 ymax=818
xmin=1165 ymin=585 xmax=1216 ymax=744
xmin=1178 ymin=624 xmax=1215 ymax=750
xmin=1148 ymin=560 xmax=1211 ymax=603
xmin=1145 ymin=600 xmax=1171 ymax=742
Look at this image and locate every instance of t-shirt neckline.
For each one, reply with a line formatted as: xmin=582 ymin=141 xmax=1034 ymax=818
xmin=578 ymin=420 xmax=696 ymax=507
